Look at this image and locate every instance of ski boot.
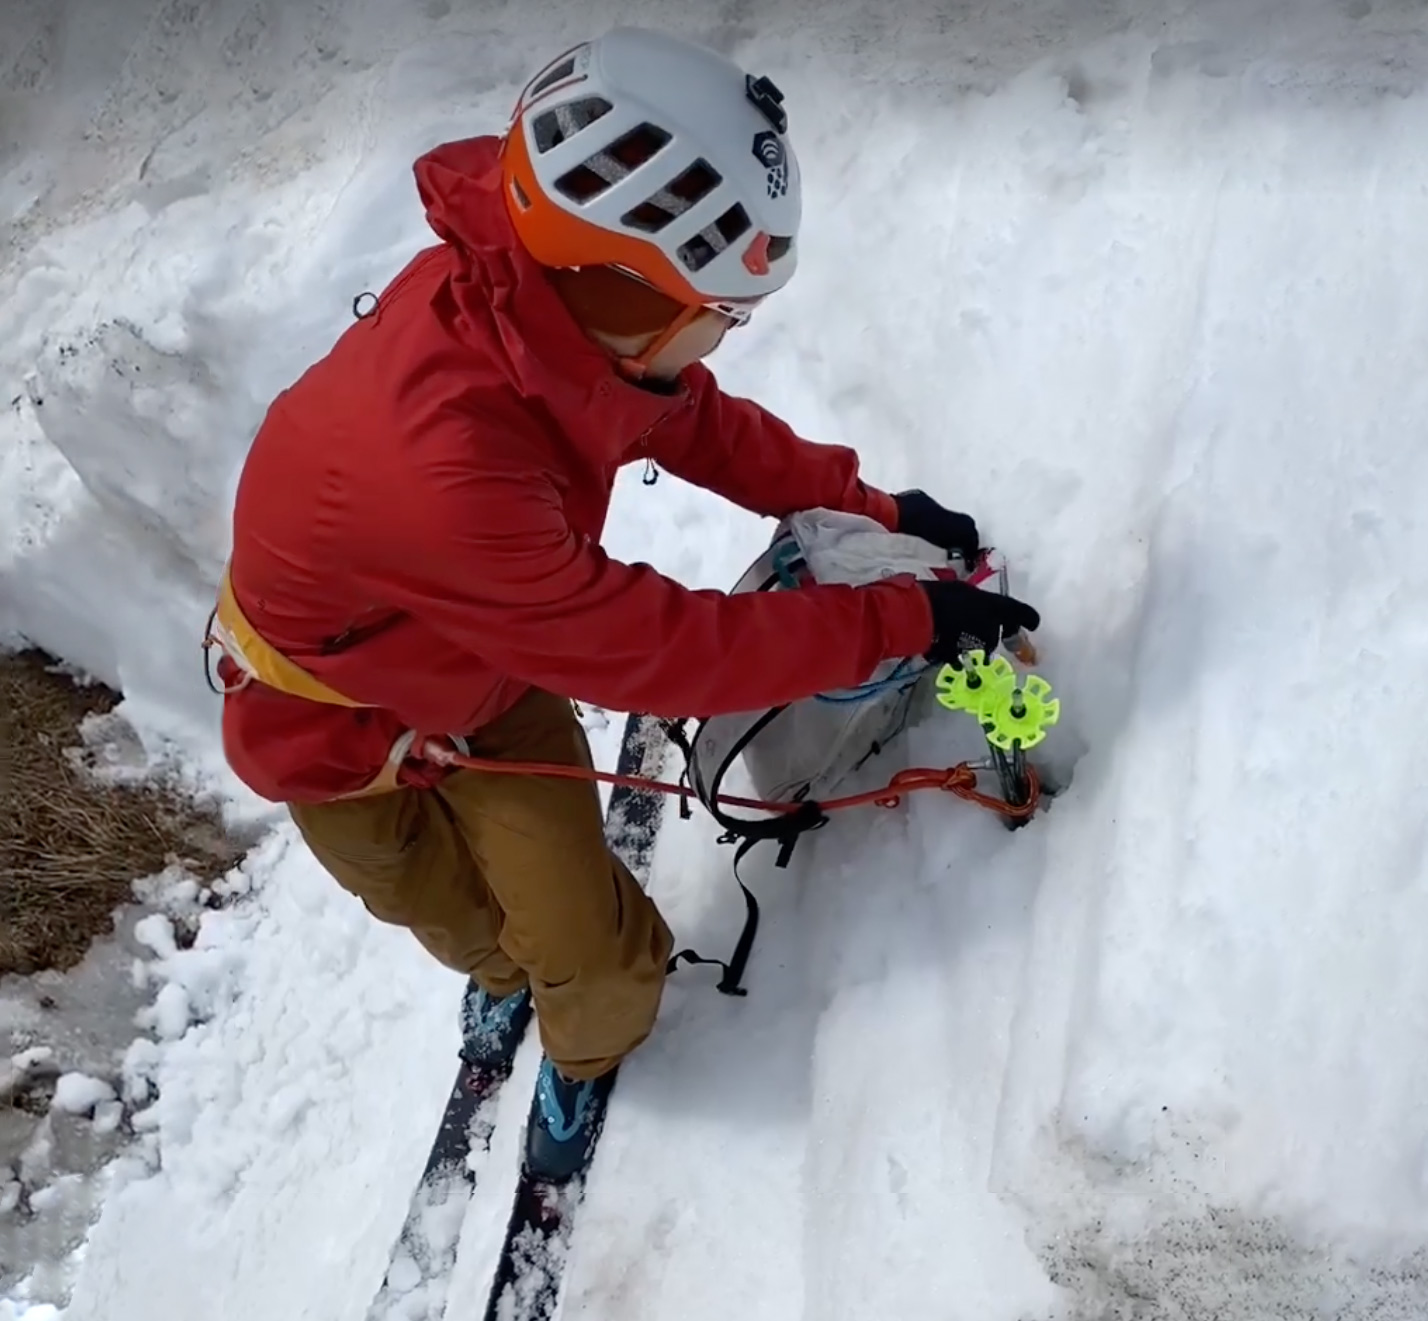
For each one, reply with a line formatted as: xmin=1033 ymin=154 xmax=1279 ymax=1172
xmin=459 ymin=980 xmax=533 ymax=1068
xmin=524 ymin=1056 xmax=617 ymax=1183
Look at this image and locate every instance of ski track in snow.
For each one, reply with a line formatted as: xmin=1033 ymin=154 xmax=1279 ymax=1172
xmin=6 ymin=1 xmax=1428 ymax=1318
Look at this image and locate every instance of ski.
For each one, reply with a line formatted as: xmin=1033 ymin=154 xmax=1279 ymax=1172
xmin=481 ymin=712 xmax=670 ymax=1321
xmin=365 ymin=986 xmax=522 ymax=1320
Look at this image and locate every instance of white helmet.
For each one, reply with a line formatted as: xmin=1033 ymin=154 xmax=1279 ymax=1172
xmin=500 ymin=27 xmax=801 ymax=308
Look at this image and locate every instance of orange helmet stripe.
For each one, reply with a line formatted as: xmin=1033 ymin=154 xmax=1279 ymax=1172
xmin=500 ymin=122 xmax=709 ymax=307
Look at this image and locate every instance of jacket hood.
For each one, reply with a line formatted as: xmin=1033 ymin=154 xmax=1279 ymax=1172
xmin=411 ymin=134 xmax=683 ymax=452
xmin=415 ymin=135 xmax=509 ymax=253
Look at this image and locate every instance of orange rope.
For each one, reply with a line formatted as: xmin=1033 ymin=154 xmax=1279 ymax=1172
xmin=420 ymin=740 xmax=1040 ymax=823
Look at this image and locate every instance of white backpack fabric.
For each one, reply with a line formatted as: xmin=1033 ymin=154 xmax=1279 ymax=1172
xmin=684 ymin=508 xmax=957 ymax=844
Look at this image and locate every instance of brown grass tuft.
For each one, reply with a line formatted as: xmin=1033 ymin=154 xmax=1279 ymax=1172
xmin=0 ymin=649 xmax=246 ymax=976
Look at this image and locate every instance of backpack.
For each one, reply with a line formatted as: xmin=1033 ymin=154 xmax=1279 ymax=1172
xmin=663 ymin=508 xmax=982 ymax=994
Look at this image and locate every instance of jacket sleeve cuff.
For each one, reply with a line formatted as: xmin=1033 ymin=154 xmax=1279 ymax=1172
xmin=874 ymin=577 xmax=934 ymax=658
xmin=862 ymin=485 xmax=900 ymax=532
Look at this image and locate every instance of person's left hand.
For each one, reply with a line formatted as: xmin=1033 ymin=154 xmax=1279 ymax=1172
xmin=893 ymin=490 xmax=981 ymax=565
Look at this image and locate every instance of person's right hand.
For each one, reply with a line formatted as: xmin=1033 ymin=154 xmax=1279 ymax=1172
xmin=919 ymin=580 xmax=1040 ymax=665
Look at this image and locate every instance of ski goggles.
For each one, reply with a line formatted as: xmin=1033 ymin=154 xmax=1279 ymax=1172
xmin=703 ymin=296 xmax=761 ymax=328
xmin=610 ymin=264 xmax=763 ymax=328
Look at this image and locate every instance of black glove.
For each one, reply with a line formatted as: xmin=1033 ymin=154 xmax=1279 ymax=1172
xmin=894 ymin=490 xmax=981 ymax=565
xmin=921 ymin=580 xmax=1041 ymax=665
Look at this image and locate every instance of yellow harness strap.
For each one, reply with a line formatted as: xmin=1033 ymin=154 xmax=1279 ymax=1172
xmin=208 ymin=565 xmax=416 ymax=800
xmin=211 ymin=566 xmax=372 ymax=708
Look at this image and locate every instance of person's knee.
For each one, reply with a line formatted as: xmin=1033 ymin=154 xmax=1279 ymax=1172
xmin=532 ymin=953 xmax=670 ymax=1079
xmin=514 ymin=865 xmax=668 ymax=983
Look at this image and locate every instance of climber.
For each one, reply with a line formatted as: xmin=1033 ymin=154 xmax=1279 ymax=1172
xmin=208 ymin=25 xmax=1040 ymax=1181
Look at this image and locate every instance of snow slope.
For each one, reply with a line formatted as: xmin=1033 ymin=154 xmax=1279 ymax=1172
xmin=6 ymin=1 xmax=1428 ymax=1317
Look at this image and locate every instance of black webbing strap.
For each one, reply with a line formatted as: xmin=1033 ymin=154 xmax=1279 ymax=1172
xmin=718 ymin=796 xmax=827 ymax=844
xmin=665 ymin=805 xmax=825 ymax=996
xmin=659 ymin=719 xmax=697 ymax=820
xmin=659 ymin=718 xmax=694 ymax=758
xmin=661 ymin=706 xmax=831 ymax=997
xmin=666 ymin=837 xmax=764 ymax=997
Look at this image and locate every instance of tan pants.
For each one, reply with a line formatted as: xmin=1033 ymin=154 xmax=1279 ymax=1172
xmin=289 ymin=690 xmax=673 ymax=1080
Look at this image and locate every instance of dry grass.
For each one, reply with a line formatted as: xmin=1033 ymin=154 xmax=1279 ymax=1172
xmin=0 ymin=649 xmax=246 ymax=976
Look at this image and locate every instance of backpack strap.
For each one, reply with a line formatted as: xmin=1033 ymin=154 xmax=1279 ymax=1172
xmin=664 ymin=808 xmax=826 ymax=997
xmin=662 ymin=694 xmax=836 ymax=997
xmin=665 ymin=837 xmax=765 ymax=997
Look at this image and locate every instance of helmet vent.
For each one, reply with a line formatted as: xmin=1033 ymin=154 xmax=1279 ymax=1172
xmin=604 ymin=123 xmax=673 ymax=169
xmin=532 ymin=96 xmax=613 ymax=154
xmin=555 ymin=122 xmax=672 ymax=204
xmin=677 ymin=204 xmax=752 ymax=273
xmin=716 ymin=204 xmax=752 ymax=244
xmin=621 ymin=159 xmax=722 ymax=233
xmin=766 ymin=234 xmax=793 ymax=262
xmin=531 ymin=56 xmax=577 ymax=97
xmin=622 ymin=200 xmax=676 ymax=233
xmin=554 ymin=162 xmax=612 ymax=203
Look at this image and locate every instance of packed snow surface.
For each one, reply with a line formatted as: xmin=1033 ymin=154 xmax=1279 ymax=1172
xmin=5 ymin=1 xmax=1428 ymax=1318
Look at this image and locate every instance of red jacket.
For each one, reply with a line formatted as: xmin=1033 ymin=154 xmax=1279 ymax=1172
xmin=220 ymin=135 xmax=934 ymax=803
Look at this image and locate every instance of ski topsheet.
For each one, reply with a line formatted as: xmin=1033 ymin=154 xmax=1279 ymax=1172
xmin=365 ymin=1027 xmax=515 ymax=1320
xmin=366 ymin=711 xmax=670 ymax=1321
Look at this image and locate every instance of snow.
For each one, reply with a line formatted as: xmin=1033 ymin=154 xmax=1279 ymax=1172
xmin=6 ymin=0 xmax=1428 ymax=1318
xmin=129 ymin=916 xmax=177 ymax=963
xmin=8 ymin=1051 xmax=53 ymax=1075
xmin=48 ymin=1078 xmax=116 ymax=1119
